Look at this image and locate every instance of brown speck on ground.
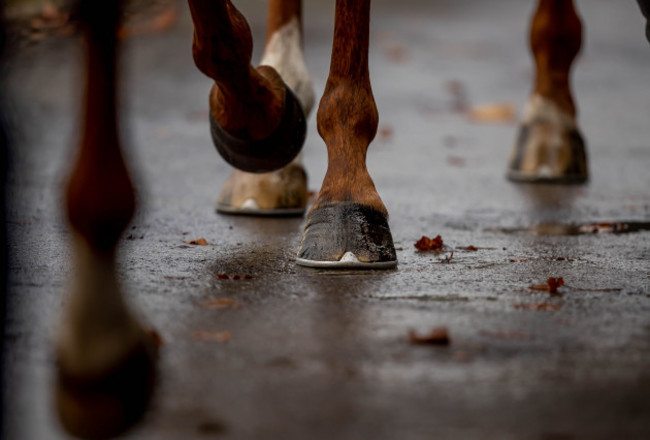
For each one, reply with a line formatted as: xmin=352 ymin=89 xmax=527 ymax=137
xmin=185 ymin=238 xmax=209 ymax=245
xmin=530 ymin=277 xmax=564 ymax=294
xmin=409 ymin=327 xmax=450 ymax=346
xmin=414 ymin=235 xmax=444 ymax=251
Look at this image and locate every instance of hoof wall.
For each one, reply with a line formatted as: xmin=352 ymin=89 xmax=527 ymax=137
xmin=216 ymin=163 xmax=308 ymax=217
xmin=507 ymin=96 xmax=588 ymax=183
xmin=297 ymin=202 xmax=397 ymax=270
xmin=56 ymin=336 xmax=158 ymax=439
xmin=210 ymin=84 xmax=306 ymax=173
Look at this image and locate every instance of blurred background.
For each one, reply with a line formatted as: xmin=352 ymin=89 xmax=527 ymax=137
xmin=2 ymin=0 xmax=650 ymax=439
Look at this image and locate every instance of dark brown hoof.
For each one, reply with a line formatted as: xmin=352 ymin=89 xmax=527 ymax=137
xmin=507 ymin=96 xmax=588 ymax=183
xmin=296 ymin=202 xmax=397 ymax=269
xmin=210 ymin=84 xmax=306 ymax=173
xmin=56 ymin=335 xmax=158 ymax=439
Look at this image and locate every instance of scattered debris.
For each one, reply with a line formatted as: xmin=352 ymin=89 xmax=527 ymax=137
xmin=202 ymin=298 xmax=241 ymax=310
xmin=409 ymin=327 xmax=450 ymax=346
xmin=529 ymin=277 xmax=565 ymax=294
xmin=462 ymin=245 xmax=478 ymax=252
xmin=514 ymin=303 xmax=562 ymax=311
xmin=193 ymin=331 xmax=231 ymax=343
xmin=467 ymin=102 xmax=516 ymax=123
xmin=185 ymin=238 xmax=209 ymax=246
xmin=414 ymin=235 xmax=444 ymax=252
xmin=439 ymin=251 xmax=454 ymax=264
xmin=164 ymin=275 xmax=187 ymax=281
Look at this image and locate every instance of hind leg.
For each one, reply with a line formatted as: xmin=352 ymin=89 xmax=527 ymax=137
xmin=216 ymin=0 xmax=315 ymax=216
xmin=508 ymin=0 xmax=587 ymax=183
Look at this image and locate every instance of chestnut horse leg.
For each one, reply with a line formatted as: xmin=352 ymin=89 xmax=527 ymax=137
xmin=508 ymin=0 xmax=587 ymax=183
xmin=296 ymin=0 xmax=397 ymax=269
xmin=216 ymin=0 xmax=315 ymax=215
xmin=55 ymin=1 xmax=157 ymax=437
xmin=188 ymin=0 xmax=306 ymax=174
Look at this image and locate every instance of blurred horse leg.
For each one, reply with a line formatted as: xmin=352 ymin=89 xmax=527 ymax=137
xmin=508 ymin=0 xmax=587 ymax=183
xmin=56 ymin=1 xmax=157 ymax=437
xmin=217 ymin=0 xmax=315 ymax=216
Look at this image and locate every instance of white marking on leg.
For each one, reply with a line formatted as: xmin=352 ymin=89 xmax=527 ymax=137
xmin=57 ymin=235 xmax=142 ymax=377
xmin=261 ymin=17 xmax=315 ymax=116
xmin=523 ymin=94 xmax=575 ymax=128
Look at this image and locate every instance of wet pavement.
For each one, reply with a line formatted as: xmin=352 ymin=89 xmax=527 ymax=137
xmin=3 ymin=0 xmax=650 ymax=438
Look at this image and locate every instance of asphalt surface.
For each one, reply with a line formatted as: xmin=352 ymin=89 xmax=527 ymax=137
xmin=3 ymin=0 xmax=650 ymax=439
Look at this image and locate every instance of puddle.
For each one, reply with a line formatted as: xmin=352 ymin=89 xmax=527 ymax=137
xmin=491 ymin=221 xmax=650 ymax=236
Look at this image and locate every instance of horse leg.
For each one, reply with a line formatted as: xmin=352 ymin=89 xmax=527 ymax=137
xmin=56 ymin=1 xmax=157 ymax=437
xmin=189 ymin=0 xmax=306 ymax=174
xmin=508 ymin=0 xmax=587 ymax=183
xmin=216 ymin=0 xmax=315 ymax=215
xmin=296 ymin=0 xmax=397 ymax=269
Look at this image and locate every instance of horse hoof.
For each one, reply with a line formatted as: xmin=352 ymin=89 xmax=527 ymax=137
xmin=296 ymin=202 xmax=397 ymax=269
xmin=507 ymin=95 xmax=588 ymax=183
xmin=216 ymin=162 xmax=307 ymax=216
xmin=210 ymin=84 xmax=306 ymax=173
xmin=55 ymin=334 xmax=158 ymax=440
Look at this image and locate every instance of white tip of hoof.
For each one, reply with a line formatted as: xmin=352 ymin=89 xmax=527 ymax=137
xmin=339 ymin=251 xmax=361 ymax=263
xmin=536 ymin=165 xmax=554 ymax=178
xmin=240 ymin=199 xmax=260 ymax=210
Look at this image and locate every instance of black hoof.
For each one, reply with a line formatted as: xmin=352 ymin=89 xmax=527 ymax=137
xmin=56 ymin=337 xmax=158 ymax=439
xmin=296 ymin=202 xmax=397 ymax=269
xmin=210 ymin=84 xmax=306 ymax=173
xmin=507 ymin=119 xmax=588 ymax=184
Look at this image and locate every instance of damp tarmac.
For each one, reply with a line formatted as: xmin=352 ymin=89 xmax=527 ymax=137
xmin=3 ymin=0 xmax=650 ymax=439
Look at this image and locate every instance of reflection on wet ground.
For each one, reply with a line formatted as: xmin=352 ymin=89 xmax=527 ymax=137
xmin=492 ymin=221 xmax=650 ymax=236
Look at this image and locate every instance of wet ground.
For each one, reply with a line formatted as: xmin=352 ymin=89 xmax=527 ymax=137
xmin=3 ymin=0 xmax=650 ymax=438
